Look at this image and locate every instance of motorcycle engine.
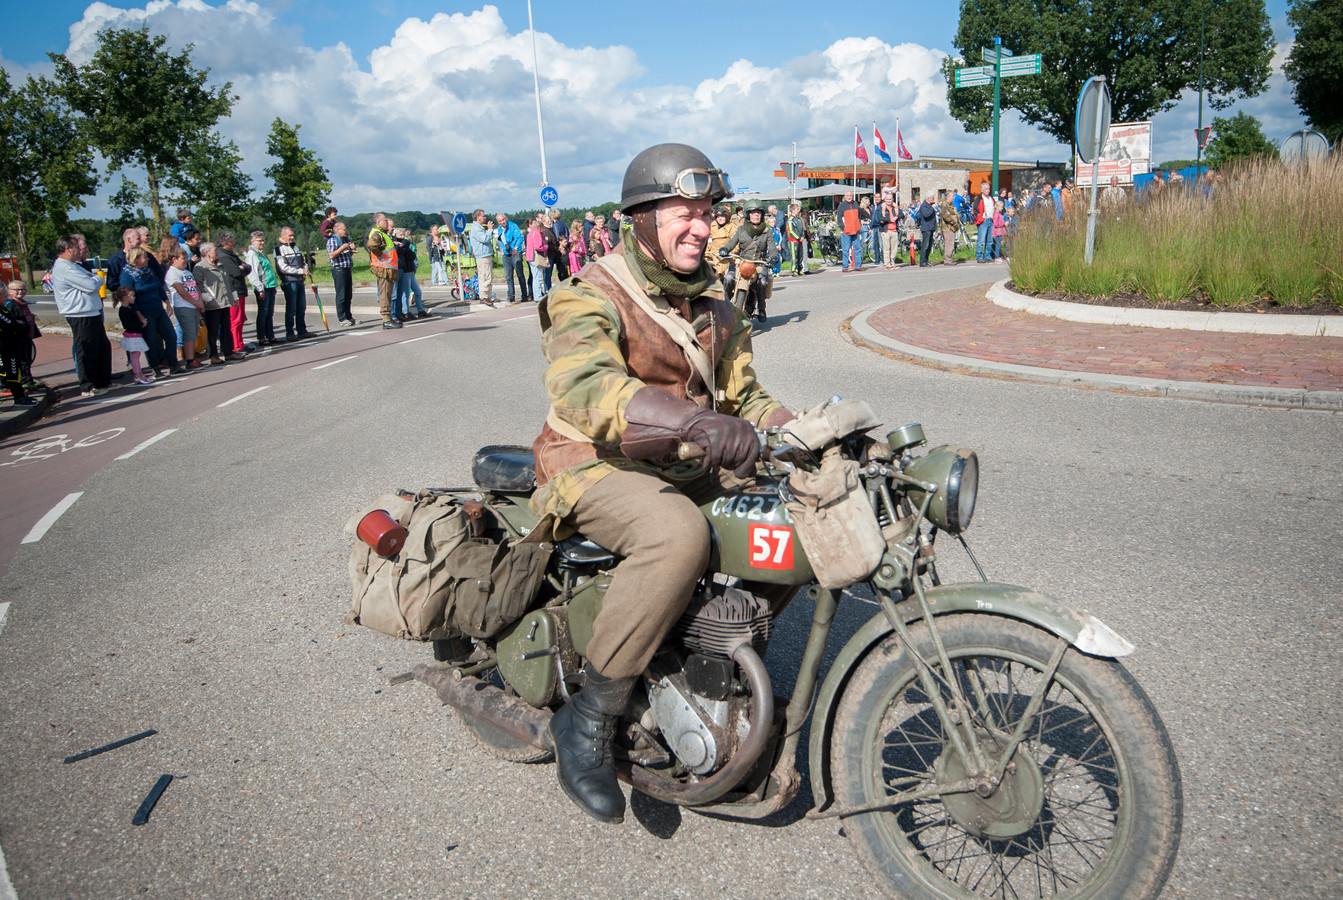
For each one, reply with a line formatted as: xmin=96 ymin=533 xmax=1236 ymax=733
xmin=641 ymin=585 xmax=772 ymax=775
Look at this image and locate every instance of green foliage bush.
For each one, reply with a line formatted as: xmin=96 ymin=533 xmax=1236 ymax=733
xmin=1008 ymin=155 xmax=1343 ymax=308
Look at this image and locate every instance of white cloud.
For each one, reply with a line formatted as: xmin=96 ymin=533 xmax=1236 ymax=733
xmin=41 ymin=1 xmax=1308 ymax=218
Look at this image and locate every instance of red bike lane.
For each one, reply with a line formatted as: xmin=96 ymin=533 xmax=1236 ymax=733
xmin=0 ymin=305 xmax=533 ymax=580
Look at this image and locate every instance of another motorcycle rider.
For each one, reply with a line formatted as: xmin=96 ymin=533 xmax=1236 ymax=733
xmin=706 ymin=205 xmax=737 ymax=290
xmin=718 ymin=199 xmax=780 ymax=322
xmin=529 ymin=143 xmax=794 ymax=824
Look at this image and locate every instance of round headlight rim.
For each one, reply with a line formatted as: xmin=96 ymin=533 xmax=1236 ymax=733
xmin=944 ymin=451 xmax=979 ymax=534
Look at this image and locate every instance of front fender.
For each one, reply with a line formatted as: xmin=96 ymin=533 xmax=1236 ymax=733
xmin=807 ymin=582 xmax=1134 ymax=814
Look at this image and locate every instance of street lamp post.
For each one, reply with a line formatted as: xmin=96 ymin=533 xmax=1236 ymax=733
xmin=527 ymin=0 xmax=549 ymax=188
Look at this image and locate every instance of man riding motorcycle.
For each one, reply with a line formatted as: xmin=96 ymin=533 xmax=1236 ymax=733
xmin=529 ymin=143 xmax=794 ymax=825
xmin=706 ymin=205 xmax=737 ymax=283
xmin=718 ymin=199 xmax=779 ymax=322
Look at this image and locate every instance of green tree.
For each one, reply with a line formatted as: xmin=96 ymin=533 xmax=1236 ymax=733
xmin=261 ymin=119 xmax=331 ymax=250
xmin=1203 ymin=112 xmax=1279 ymax=167
xmin=1284 ymin=0 xmax=1343 ymax=144
xmin=0 ymin=69 xmax=98 ymax=286
xmin=941 ymin=0 xmax=1275 ymax=145
xmin=166 ymin=131 xmax=253 ymax=238
xmin=49 ymin=26 xmax=234 ymax=233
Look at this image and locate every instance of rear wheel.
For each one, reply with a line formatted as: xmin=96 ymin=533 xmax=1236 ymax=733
xmin=831 ymin=614 xmax=1182 ymax=899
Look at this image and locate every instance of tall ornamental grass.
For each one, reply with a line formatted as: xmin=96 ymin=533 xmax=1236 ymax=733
xmin=1009 ymin=154 xmax=1343 ymax=308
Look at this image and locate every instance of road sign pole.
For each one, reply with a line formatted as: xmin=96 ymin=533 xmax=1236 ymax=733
xmin=992 ymin=37 xmax=1002 ymax=194
xmin=1085 ymin=77 xmax=1106 ymax=266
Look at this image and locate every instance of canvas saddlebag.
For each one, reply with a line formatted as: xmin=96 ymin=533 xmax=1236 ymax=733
xmin=783 ymin=447 xmax=886 ymax=589
xmin=344 ymin=490 xmax=549 ymax=640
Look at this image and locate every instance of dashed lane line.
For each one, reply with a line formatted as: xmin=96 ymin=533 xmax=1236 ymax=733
xmin=0 ymin=602 xmax=9 ymax=637
xmin=312 ymin=356 xmax=358 ymax=370
xmin=399 ymin=333 xmax=443 ymax=345
xmin=115 ymin=429 xmax=178 ymax=460
xmin=21 ymin=492 xmax=83 ymax=544
xmin=216 ymin=386 xmax=271 ymax=408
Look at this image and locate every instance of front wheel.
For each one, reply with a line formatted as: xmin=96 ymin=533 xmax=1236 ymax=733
xmin=831 ymin=613 xmax=1182 ymax=899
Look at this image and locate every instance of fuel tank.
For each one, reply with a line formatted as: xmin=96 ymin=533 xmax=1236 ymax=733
xmin=699 ymin=480 xmax=814 ymax=586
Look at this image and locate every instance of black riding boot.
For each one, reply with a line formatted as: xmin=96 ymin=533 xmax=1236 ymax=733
xmin=549 ymin=668 xmax=636 ymax=824
xmin=755 ymin=299 xmax=767 ymax=323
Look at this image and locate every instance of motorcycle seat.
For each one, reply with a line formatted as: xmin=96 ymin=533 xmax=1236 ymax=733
xmin=472 ymin=445 xmax=537 ymax=493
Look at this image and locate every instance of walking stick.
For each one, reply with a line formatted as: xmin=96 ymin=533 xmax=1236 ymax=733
xmin=308 ymin=275 xmax=330 ymax=332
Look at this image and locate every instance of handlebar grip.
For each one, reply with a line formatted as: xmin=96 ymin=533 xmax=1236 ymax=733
xmin=676 ymin=442 xmax=705 ymax=461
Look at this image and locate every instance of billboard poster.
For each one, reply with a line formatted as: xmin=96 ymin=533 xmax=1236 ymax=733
xmin=1075 ymin=121 xmax=1151 ymax=184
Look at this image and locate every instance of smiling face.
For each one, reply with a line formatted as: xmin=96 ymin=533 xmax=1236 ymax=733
xmin=652 ymin=196 xmax=713 ymax=274
xmin=280 ymin=227 xmax=294 ymax=243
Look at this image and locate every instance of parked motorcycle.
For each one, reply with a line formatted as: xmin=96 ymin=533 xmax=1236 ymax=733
xmin=379 ymin=401 xmax=1183 ymax=899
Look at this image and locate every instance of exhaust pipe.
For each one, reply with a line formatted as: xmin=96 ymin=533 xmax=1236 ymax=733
xmin=414 ymin=664 xmax=554 ymax=751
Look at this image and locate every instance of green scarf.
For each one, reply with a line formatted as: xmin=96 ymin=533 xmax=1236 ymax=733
xmin=623 ymin=229 xmax=714 ymax=300
xmin=742 ymin=217 xmax=767 ymax=238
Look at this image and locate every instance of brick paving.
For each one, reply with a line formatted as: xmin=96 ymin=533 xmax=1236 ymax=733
xmin=866 ymin=284 xmax=1343 ymax=393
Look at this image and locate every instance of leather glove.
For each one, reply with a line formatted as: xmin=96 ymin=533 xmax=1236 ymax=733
xmin=718 ymin=248 xmax=731 ymax=258
xmin=686 ymin=410 xmax=759 ymax=477
xmin=621 ymin=387 xmax=760 ymax=477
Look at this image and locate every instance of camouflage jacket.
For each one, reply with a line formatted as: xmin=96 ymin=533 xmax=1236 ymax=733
xmin=528 ymin=233 xmax=786 ymax=539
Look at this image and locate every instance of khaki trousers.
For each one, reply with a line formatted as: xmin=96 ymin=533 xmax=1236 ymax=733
xmin=475 ymin=256 xmax=494 ymax=302
xmin=567 ymin=468 xmax=800 ymax=678
xmin=569 ymin=469 xmax=712 ymax=678
xmin=942 ymin=227 xmax=957 ymax=263
xmin=376 ymin=273 xmax=394 ymax=320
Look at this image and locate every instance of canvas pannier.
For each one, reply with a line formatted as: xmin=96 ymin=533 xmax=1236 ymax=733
xmin=344 ymin=490 xmax=550 ymax=640
xmin=782 ymin=447 xmax=886 ymax=589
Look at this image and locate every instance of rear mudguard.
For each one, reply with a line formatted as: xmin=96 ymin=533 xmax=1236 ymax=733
xmin=807 ymin=581 xmax=1135 ymax=814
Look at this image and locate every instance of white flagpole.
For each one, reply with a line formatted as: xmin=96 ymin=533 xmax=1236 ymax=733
xmin=872 ymin=121 xmax=877 ymax=198
xmin=895 ymin=116 xmax=901 ymax=205
xmin=852 ymin=125 xmax=858 ymax=189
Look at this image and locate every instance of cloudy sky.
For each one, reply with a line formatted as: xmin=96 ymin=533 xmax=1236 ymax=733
xmin=2 ymin=0 xmax=1305 ymax=218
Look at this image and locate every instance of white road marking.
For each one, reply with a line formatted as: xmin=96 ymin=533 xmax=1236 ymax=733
xmin=0 ymin=837 xmax=17 ymax=900
xmin=312 ymin=356 xmax=358 ymax=370
xmin=96 ymin=392 xmax=145 ymax=405
xmin=21 ymin=492 xmax=83 ymax=544
xmin=0 ymin=603 xmax=9 ymax=638
xmin=398 ymin=333 xmax=442 ymax=345
xmin=216 ymin=386 xmax=271 ymax=408
xmin=115 ymin=429 xmax=177 ymax=460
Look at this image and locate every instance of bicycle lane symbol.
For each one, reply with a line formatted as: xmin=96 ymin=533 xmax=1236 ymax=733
xmin=0 ymin=429 xmax=126 ymax=468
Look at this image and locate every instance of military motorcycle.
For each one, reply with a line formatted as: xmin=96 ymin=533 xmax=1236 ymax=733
xmin=386 ymin=401 xmax=1183 ymax=899
xmin=720 ymin=253 xmax=773 ymax=322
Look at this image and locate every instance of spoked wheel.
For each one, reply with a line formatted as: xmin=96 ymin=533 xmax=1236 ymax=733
xmin=458 ymin=668 xmax=553 ymax=764
xmin=450 ymin=287 xmax=461 ymax=301
xmin=831 ymin=614 xmax=1182 ymax=899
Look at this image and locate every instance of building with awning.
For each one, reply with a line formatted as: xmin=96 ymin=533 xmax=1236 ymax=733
xmin=773 ymin=156 xmax=1067 ymax=207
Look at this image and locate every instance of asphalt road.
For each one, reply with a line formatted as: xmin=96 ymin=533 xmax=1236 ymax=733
xmin=1 ymin=265 xmax=1339 ymax=899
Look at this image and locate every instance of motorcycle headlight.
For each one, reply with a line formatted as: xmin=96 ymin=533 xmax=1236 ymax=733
xmin=902 ymin=446 xmax=979 ymax=533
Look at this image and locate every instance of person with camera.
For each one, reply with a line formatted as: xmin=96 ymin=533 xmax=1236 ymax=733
xmin=275 ymin=226 xmax=312 ymax=340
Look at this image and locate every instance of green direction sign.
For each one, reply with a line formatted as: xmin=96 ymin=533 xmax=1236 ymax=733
xmin=955 ymin=66 xmax=994 ymax=88
xmin=998 ymin=54 xmax=1042 ymax=77
xmin=982 ymin=47 xmax=1013 ymax=63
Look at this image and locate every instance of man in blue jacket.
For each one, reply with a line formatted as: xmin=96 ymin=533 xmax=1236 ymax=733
xmin=494 ymin=213 xmax=529 ymax=303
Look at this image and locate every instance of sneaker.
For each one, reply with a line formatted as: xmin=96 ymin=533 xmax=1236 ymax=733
xmin=343 ymin=318 xmax=357 ymax=327
xmin=416 ymin=311 xmax=433 ymax=319
xmin=134 ymin=376 xmax=154 ymax=385
xmin=169 ymin=366 xmax=188 ymax=376
xmin=382 ymin=320 xmax=403 ymax=329
xmin=12 ymin=396 xmax=36 ymax=407
xmin=210 ymin=355 xmax=225 ymax=365
xmin=271 ymin=337 xmax=287 ymax=345
xmin=187 ymin=359 xmax=205 ymax=369
xmin=225 ymin=352 xmax=247 ymax=361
